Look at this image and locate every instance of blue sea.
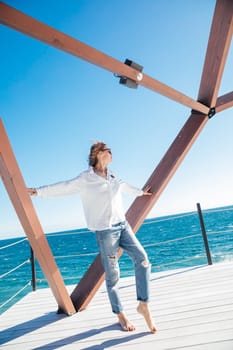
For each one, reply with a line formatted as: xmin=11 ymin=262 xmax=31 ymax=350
xmin=1 ymin=204 xmax=233 ymax=315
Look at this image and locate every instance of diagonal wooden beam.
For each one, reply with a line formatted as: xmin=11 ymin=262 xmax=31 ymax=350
xmin=70 ymin=0 xmax=233 ymax=312
xmin=128 ymin=0 xmax=233 ymax=231
xmin=198 ymin=0 xmax=233 ymax=107
xmin=0 ymin=118 xmax=76 ymax=315
xmin=216 ymin=91 xmax=233 ymax=113
xmin=126 ymin=117 xmax=208 ymax=232
xmin=70 ymin=112 xmax=208 ymax=311
xmin=0 ymin=2 xmax=208 ymax=114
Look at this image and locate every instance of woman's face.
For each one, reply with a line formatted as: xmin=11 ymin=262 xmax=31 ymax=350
xmin=97 ymin=147 xmax=112 ymax=164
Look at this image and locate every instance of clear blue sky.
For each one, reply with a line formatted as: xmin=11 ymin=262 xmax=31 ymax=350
xmin=1 ymin=0 xmax=232 ymax=238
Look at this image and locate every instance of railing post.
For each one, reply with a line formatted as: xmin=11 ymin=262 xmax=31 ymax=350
xmin=30 ymin=246 xmax=37 ymax=291
xmin=196 ymin=203 xmax=213 ymax=265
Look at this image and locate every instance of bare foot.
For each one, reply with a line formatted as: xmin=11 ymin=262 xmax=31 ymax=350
xmin=137 ymin=302 xmax=157 ymax=333
xmin=117 ymin=311 xmax=136 ymax=331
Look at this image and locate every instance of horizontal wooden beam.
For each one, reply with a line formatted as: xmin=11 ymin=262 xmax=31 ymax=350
xmin=216 ymin=91 xmax=233 ymax=113
xmin=0 ymin=2 xmax=209 ymax=114
xmin=0 ymin=118 xmax=76 ymax=315
xmin=198 ymin=0 xmax=233 ymax=107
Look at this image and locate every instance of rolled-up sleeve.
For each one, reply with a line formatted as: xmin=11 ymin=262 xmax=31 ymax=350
xmin=120 ymin=181 xmax=143 ymax=196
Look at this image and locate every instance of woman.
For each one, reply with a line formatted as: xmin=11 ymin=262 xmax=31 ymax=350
xmin=28 ymin=142 xmax=156 ymax=333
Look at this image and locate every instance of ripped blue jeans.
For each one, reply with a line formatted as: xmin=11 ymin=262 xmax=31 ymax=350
xmin=95 ymin=221 xmax=151 ymax=314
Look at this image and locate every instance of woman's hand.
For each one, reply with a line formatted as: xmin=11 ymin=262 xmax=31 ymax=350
xmin=28 ymin=188 xmax=37 ymax=196
xmin=143 ymin=185 xmax=152 ymax=196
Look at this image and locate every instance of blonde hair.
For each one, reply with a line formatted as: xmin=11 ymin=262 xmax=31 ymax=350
xmin=88 ymin=141 xmax=107 ymax=167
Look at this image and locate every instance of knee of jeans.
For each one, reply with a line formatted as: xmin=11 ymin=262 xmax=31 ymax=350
xmin=108 ymin=255 xmax=117 ymax=261
xmin=141 ymin=259 xmax=150 ymax=268
xmin=106 ymin=256 xmax=119 ymax=286
xmin=108 ymin=255 xmax=116 ymax=259
xmin=107 ymin=254 xmax=118 ymax=268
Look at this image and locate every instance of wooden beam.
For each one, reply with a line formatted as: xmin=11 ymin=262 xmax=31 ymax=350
xmin=216 ymin=91 xmax=233 ymax=113
xmin=70 ymin=254 xmax=104 ymax=311
xmin=198 ymin=0 xmax=233 ymax=107
xmin=140 ymin=75 xmax=208 ymax=114
xmin=126 ymin=115 xmax=209 ymax=232
xmin=0 ymin=118 xmax=75 ymax=315
xmin=0 ymin=2 xmax=208 ymax=114
xmin=71 ymin=112 xmax=208 ymax=311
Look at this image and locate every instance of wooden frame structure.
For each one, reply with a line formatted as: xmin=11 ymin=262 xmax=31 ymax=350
xmin=0 ymin=0 xmax=233 ymax=313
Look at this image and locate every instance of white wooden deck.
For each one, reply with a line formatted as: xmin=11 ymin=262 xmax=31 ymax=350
xmin=0 ymin=262 xmax=233 ymax=349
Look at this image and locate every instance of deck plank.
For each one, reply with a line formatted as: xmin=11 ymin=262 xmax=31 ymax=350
xmin=0 ymin=262 xmax=233 ymax=349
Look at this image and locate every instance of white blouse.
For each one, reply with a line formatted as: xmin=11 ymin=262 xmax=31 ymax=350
xmin=36 ymin=167 xmax=143 ymax=231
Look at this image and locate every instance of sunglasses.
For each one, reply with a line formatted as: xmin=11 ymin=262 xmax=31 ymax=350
xmin=102 ymin=148 xmax=112 ymax=154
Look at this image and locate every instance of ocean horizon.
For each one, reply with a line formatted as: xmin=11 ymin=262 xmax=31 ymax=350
xmin=1 ymin=204 xmax=233 ymax=314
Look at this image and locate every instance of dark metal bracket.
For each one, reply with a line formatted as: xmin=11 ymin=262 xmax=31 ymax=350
xmin=115 ymin=59 xmax=144 ymax=89
xmin=191 ymin=106 xmax=216 ymax=119
xmin=208 ymin=107 xmax=216 ymax=118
